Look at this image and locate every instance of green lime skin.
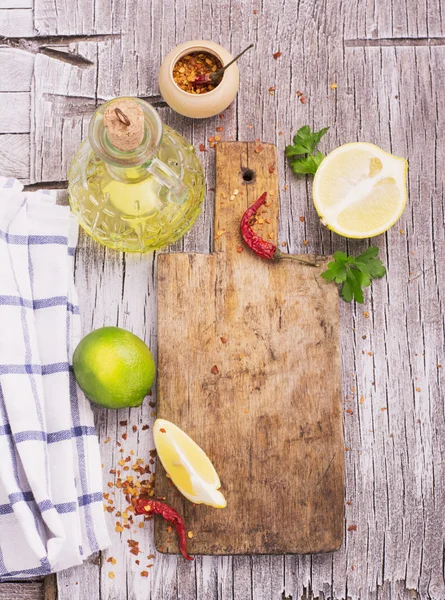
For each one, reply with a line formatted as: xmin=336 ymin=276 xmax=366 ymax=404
xmin=73 ymin=326 xmax=156 ymax=409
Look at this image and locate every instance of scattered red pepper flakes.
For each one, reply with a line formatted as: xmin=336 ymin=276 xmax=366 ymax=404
xmin=348 ymin=525 xmax=357 ymax=531
xmin=122 ymin=433 xmax=128 ymax=440
xmin=104 ymin=437 xmax=111 ymax=444
xmin=237 ymin=246 xmax=243 ymax=253
xmin=211 ymin=365 xmax=219 ymax=375
xmin=199 ymin=143 xmax=207 ymax=152
xmin=381 ymin=407 xmax=387 ymax=411
xmin=119 ymin=420 xmax=128 ymax=426
xmin=281 ymin=241 xmax=287 ymax=247
xmin=438 ymin=364 xmax=442 ymax=368
xmin=268 ymin=164 xmax=275 ymax=174
xmin=273 ymin=51 xmax=282 ymax=59
xmin=219 ymin=113 xmax=225 ymax=119
xmin=107 ymin=557 xmax=117 ymax=564
xmin=345 ymin=447 xmax=350 ymax=451
xmin=416 ymin=387 xmax=421 ymax=392
xmin=330 ymin=82 xmax=338 ymax=90
xmin=253 ymin=9 xmax=258 ymax=14
xmin=269 ymin=86 xmax=276 ymax=95
xmin=303 ymin=240 xmax=309 ymax=246
xmin=359 ymin=396 xmax=365 ymax=404
xmin=399 ymin=229 xmax=405 ymax=234
xmin=132 ymin=425 xmax=138 ymax=433
xmin=299 ymin=95 xmax=306 ymax=104
xmin=159 ymin=428 xmax=167 ymax=433
xmin=363 ymin=311 xmax=369 ymax=318
xmin=278 ymin=131 xmax=283 ymax=136
xmin=108 ymin=572 xmax=115 ymax=579
xmin=299 ymin=216 xmax=305 ymax=222
xmin=216 ymin=126 xmax=224 ymax=132
xmin=346 ymin=409 xmax=353 ymax=415
xmin=296 ymin=90 xmax=303 ymax=97
xmin=141 ymin=571 xmax=148 ymax=577
xmin=254 ymin=145 xmax=263 ymax=154
xmin=115 ymin=524 xmax=123 ymax=533
xmin=220 ymin=337 xmax=228 ymax=343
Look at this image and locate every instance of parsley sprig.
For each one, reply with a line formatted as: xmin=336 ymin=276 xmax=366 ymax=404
xmin=321 ymin=247 xmax=386 ymax=304
xmin=285 ymin=125 xmax=329 ymax=175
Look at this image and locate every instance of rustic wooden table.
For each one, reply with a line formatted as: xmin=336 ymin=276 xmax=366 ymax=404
xmin=1 ymin=0 xmax=444 ymax=598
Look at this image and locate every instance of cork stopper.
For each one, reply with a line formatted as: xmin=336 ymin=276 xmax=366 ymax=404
xmin=103 ymin=99 xmax=144 ymax=152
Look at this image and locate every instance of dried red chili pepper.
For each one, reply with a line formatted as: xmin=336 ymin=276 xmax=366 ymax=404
xmin=134 ymin=498 xmax=193 ymax=561
xmin=240 ymin=192 xmax=319 ymax=266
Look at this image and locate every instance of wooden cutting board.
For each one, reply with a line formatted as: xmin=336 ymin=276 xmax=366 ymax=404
xmin=155 ymin=142 xmax=344 ymax=555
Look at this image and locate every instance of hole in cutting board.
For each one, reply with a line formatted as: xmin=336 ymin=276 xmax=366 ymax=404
xmin=241 ymin=168 xmax=255 ymax=183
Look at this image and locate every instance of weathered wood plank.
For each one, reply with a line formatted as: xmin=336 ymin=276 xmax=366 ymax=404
xmin=0 ymin=582 xmax=44 ymax=600
xmin=0 ymin=50 xmax=34 ymax=92
xmin=0 ymin=0 xmax=32 ymax=8
xmin=0 ymin=133 xmax=30 ymax=180
xmin=0 ymin=92 xmax=30 ymax=133
xmin=0 ymin=8 xmax=34 ymax=36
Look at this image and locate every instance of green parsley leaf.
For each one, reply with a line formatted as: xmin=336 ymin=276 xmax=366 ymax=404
xmin=321 ymin=247 xmax=386 ymax=304
xmin=285 ymin=126 xmax=329 ymax=175
xmin=289 ymin=152 xmax=325 ymax=175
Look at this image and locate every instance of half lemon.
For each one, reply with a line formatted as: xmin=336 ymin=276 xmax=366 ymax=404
xmin=313 ymin=142 xmax=408 ymax=238
xmin=153 ymin=419 xmax=227 ymax=508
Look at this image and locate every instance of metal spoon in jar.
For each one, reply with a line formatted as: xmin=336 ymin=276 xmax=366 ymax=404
xmin=192 ymin=44 xmax=254 ymax=87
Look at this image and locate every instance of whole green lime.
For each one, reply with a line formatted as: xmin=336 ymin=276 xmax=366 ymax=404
xmin=73 ymin=326 xmax=156 ymax=409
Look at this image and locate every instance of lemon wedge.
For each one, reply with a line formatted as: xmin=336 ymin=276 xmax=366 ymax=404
xmin=153 ymin=419 xmax=227 ymax=508
xmin=313 ymin=142 xmax=408 ymax=238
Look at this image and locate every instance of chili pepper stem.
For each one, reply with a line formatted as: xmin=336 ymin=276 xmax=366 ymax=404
xmin=274 ymin=250 xmax=320 ymax=267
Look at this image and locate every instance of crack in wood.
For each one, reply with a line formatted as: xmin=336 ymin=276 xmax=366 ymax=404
xmin=0 ymin=33 xmax=120 ymax=68
xmin=23 ymin=180 xmax=68 ymax=191
xmin=42 ymin=93 xmax=167 ymax=117
xmin=345 ymin=37 xmax=445 ymax=47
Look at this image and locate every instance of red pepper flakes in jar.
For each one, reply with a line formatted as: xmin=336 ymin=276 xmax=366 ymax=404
xmin=173 ymin=52 xmax=223 ymax=94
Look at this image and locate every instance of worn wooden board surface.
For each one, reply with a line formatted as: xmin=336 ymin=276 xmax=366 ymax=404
xmin=155 ymin=141 xmax=344 ymax=556
xmin=0 ymin=0 xmax=444 ymax=598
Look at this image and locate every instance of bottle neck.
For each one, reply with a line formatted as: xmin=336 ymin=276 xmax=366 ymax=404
xmin=88 ymin=97 xmax=163 ymax=181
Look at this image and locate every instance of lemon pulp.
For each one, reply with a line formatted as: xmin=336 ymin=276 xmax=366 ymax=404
xmin=153 ymin=419 xmax=226 ymax=508
xmin=312 ymin=142 xmax=408 ymax=238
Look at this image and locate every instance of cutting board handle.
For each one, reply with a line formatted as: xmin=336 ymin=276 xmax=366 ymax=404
xmin=214 ymin=142 xmax=279 ymax=261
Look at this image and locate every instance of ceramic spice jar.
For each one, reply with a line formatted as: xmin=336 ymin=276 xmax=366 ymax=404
xmin=158 ymin=40 xmax=240 ymax=118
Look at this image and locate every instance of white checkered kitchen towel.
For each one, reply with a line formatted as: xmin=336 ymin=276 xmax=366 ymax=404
xmin=0 ymin=178 xmax=110 ymax=579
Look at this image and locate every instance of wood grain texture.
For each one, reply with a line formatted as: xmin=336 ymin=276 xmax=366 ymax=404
xmin=0 ymin=134 xmax=30 ymax=180
xmin=0 ymin=50 xmax=34 ymax=92
xmin=0 ymin=92 xmax=30 ymax=133
xmin=0 ymin=8 xmax=34 ymax=36
xmin=155 ymin=142 xmax=344 ymax=555
xmin=0 ymin=0 xmax=442 ymax=598
xmin=0 ymin=582 xmax=44 ymax=600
